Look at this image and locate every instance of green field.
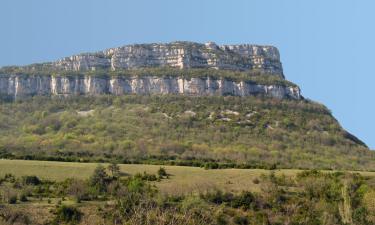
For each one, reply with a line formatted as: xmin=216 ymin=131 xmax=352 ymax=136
xmin=1 ymin=159 xmax=375 ymax=195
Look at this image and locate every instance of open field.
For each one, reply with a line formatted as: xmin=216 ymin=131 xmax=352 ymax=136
xmin=1 ymin=159 xmax=375 ymax=195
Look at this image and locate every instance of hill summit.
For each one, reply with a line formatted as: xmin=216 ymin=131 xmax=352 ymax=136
xmin=16 ymin=41 xmax=285 ymax=75
xmin=0 ymin=42 xmax=300 ymax=99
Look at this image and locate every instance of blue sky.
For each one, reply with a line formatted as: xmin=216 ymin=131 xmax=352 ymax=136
xmin=0 ymin=0 xmax=374 ymax=149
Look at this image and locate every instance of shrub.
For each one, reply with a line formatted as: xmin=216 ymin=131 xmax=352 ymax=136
xmin=19 ymin=193 xmax=28 ymax=202
xmin=157 ymin=167 xmax=168 ymax=178
xmin=204 ymin=162 xmax=219 ymax=170
xmin=216 ymin=213 xmax=228 ymax=225
xmin=0 ymin=208 xmax=31 ymax=224
xmin=233 ymin=215 xmax=249 ymax=225
xmin=232 ymin=191 xmax=255 ymax=210
xmin=67 ymin=179 xmax=90 ymax=203
xmin=89 ymin=165 xmax=109 ymax=193
xmin=53 ymin=205 xmax=82 ymax=224
xmin=8 ymin=195 xmax=17 ymax=204
xmin=134 ymin=172 xmax=158 ymax=181
xmin=4 ymin=173 xmax=15 ymax=183
xmin=107 ymin=163 xmax=120 ymax=178
xmin=22 ymin=175 xmax=41 ymax=185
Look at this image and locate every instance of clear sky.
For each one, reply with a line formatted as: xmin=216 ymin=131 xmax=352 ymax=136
xmin=0 ymin=0 xmax=374 ymax=149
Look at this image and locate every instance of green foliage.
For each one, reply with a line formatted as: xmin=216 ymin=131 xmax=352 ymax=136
xmin=134 ymin=172 xmax=158 ymax=181
xmin=0 ymin=65 xmax=294 ymax=87
xmin=231 ymin=191 xmax=255 ymax=210
xmin=7 ymin=195 xmax=17 ymax=204
xmin=157 ymin=167 xmax=167 ymax=178
xmin=0 ymin=207 xmax=31 ymax=225
xmin=202 ymin=190 xmax=256 ymax=210
xmin=66 ymin=179 xmax=90 ymax=203
xmin=89 ymin=165 xmax=109 ymax=193
xmin=107 ymin=163 xmax=120 ymax=177
xmin=233 ymin=216 xmax=249 ymax=225
xmin=0 ymin=95 xmax=372 ymax=171
xmin=22 ymin=175 xmax=41 ymax=185
xmin=19 ymin=193 xmax=28 ymax=202
xmin=52 ymin=205 xmax=82 ymax=225
xmin=1 ymin=169 xmax=375 ymax=224
xmin=204 ymin=162 xmax=219 ymax=170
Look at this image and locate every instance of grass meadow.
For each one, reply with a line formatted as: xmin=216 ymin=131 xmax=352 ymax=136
xmin=1 ymin=159 xmax=374 ymax=195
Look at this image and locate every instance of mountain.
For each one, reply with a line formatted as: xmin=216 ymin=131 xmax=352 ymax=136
xmin=0 ymin=41 xmax=373 ymax=170
xmin=0 ymin=41 xmax=299 ymax=99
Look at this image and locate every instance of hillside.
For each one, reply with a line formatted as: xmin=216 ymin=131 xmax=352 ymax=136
xmin=0 ymin=95 xmax=373 ymax=170
xmin=0 ymin=41 xmax=373 ymax=170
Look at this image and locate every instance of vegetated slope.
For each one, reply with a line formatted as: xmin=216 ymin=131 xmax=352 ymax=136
xmin=0 ymin=95 xmax=373 ymax=170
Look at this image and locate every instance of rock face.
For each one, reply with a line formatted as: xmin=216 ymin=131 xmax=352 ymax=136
xmin=0 ymin=41 xmax=302 ymax=99
xmin=0 ymin=74 xmax=301 ymax=99
xmin=50 ymin=41 xmax=284 ymax=77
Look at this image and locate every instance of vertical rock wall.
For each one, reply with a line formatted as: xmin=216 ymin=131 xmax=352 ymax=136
xmin=0 ymin=74 xmax=301 ymax=99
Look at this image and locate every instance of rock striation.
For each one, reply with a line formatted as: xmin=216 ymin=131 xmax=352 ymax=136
xmin=0 ymin=74 xmax=301 ymax=99
xmin=50 ymin=41 xmax=284 ymax=76
xmin=0 ymin=41 xmax=301 ymax=99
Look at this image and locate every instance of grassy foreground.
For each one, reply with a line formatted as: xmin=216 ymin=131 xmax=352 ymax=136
xmin=1 ymin=159 xmax=375 ymax=195
xmin=1 ymin=159 xmax=375 ymax=224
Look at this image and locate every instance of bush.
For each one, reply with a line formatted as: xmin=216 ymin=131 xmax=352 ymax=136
xmin=135 ymin=172 xmax=158 ymax=181
xmin=107 ymin=163 xmax=120 ymax=177
xmin=22 ymin=175 xmax=41 ymax=185
xmin=89 ymin=165 xmax=109 ymax=193
xmin=232 ymin=191 xmax=255 ymax=210
xmin=233 ymin=216 xmax=249 ymax=225
xmin=20 ymin=193 xmax=28 ymax=202
xmin=157 ymin=167 xmax=168 ymax=178
xmin=8 ymin=195 xmax=17 ymax=204
xmin=204 ymin=162 xmax=219 ymax=170
xmin=0 ymin=208 xmax=31 ymax=224
xmin=4 ymin=173 xmax=15 ymax=183
xmin=203 ymin=190 xmax=233 ymax=205
xmin=68 ymin=179 xmax=90 ymax=203
xmin=53 ymin=205 xmax=82 ymax=224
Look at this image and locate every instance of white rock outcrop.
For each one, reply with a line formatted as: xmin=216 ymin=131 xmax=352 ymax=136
xmin=50 ymin=41 xmax=283 ymax=77
xmin=0 ymin=42 xmax=303 ymax=100
xmin=0 ymin=74 xmax=301 ymax=99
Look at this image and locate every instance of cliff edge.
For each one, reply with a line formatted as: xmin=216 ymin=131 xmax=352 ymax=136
xmin=0 ymin=41 xmax=300 ymax=99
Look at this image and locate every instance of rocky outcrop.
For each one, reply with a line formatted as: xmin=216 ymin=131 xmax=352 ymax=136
xmin=0 ymin=74 xmax=301 ymax=99
xmin=0 ymin=41 xmax=304 ymax=100
xmin=40 ymin=41 xmax=283 ymax=77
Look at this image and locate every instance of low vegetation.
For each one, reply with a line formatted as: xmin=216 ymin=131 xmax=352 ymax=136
xmin=0 ymin=165 xmax=374 ymax=225
xmin=0 ymin=67 xmax=295 ymax=87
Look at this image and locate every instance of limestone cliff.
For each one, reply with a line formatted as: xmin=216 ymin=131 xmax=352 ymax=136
xmin=0 ymin=41 xmax=301 ymax=99
xmin=51 ymin=41 xmax=284 ymax=76
xmin=0 ymin=74 xmax=300 ymax=99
